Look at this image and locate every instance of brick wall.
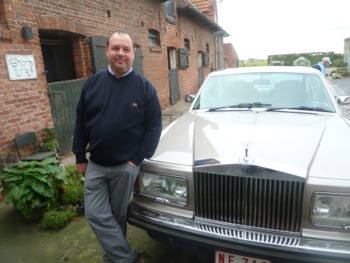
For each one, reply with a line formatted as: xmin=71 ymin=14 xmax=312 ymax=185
xmin=0 ymin=0 xmax=223 ymax=159
xmin=224 ymin=43 xmax=239 ymax=68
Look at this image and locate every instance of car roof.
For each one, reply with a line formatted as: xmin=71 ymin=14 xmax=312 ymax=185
xmin=210 ymin=66 xmax=323 ymax=76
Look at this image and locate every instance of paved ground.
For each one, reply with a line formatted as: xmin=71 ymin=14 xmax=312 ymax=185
xmin=1 ymin=77 xmax=349 ymax=263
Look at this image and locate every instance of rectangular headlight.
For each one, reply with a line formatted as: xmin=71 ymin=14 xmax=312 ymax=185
xmin=311 ymin=193 xmax=350 ymax=228
xmin=139 ymin=171 xmax=188 ymax=205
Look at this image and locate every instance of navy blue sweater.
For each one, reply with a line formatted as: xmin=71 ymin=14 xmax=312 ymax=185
xmin=72 ymin=70 xmax=162 ymax=166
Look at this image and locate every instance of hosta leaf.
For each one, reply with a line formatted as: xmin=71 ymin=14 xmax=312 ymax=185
xmin=16 ymin=161 xmax=41 ymax=169
xmin=30 ymin=173 xmax=48 ymax=182
xmin=14 ymin=197 xmax=27 ymax=210
xmin=0 ymin=167 xmax=24 ymax=175
xmin=32 ymin=182 xmax=55 ymax=198
xmin=32 ymin=198 xmax=43 ymax=208
xmin=28 ymin=167 xmax=50 ymax=175
xmin=27 ymin=191 xmax=34 ymax=201
xmin=10 ymin=185 xmax=30 ymax=201
xmin=41 ymin=158 xmax=59 ymax=165
xmin=31 ymin=182 xmax=46 ymax=195
xmin=0 ymin=174 xmax=22 ymax=182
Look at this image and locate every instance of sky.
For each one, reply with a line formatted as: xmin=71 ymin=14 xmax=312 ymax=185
xmin=217 ymin=0 xmax=350 ymax=60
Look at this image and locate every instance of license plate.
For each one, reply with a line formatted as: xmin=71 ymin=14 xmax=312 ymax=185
xmin=215 ymin=250 xmax=271 ymax=263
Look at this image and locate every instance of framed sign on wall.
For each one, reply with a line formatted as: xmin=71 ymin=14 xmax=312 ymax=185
xmin=5 ymin=54 xmax=38 ymax=80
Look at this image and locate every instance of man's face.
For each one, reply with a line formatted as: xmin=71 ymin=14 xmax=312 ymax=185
xmin=106 ymin=33 xmax=134 ymax=76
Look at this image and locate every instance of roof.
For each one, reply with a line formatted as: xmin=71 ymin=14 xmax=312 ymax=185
xmin=177 ymin=0 xmax=229 ymax=36
xmin=191 ymin=0 xmax=209 ymax=13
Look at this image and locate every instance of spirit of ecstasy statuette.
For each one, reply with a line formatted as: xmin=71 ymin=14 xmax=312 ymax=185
xmin=242 ymin=141 xmax=252 ymax=163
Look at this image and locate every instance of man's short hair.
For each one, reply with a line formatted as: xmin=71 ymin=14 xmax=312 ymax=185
xmin=106 ymin=30 xmax=135 ymax=48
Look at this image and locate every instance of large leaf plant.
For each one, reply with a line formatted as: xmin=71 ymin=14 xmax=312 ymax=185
xmin=0 ymin=157 xmax=68 ymax=220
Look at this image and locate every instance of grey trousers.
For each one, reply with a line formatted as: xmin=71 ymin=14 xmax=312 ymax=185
xmin=84 ymin=161 xmax=140 ymax=263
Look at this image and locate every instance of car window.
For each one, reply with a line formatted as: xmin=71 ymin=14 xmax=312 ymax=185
xmin=193 ymin=72 xmax=335 ymax=112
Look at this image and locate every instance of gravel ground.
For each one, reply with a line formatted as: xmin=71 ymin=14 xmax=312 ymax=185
xmin=328 ymin=77 xmax=350 ymax=118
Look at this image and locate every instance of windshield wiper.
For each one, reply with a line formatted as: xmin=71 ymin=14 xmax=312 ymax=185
xmin=208 ymin=102 xmax=272 ymax=112
xmin=266 ymin=106 xmax=334 ymax=113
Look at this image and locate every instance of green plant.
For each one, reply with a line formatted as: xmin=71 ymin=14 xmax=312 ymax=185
xmin=335 ymin=67 xmax=350 ymax=77
xmin=5 ymin=152 xmax=13 ymax=159
xmin=59 ymin=165 xmax=84 ymax=216
xmin=40 ymin=127 xmax=58 ymax=151
xmin=0 ymin=158 xmax=68 ymax=220
xmin=1 ymin=152 xmax=16 ymax=168
xmin=65 ymin=164 xmax=83 ymax=178
xmin=40 ymin=205 xmax=78 ymax=230
xmin=62 ymin=170 xmax=84 ymax=206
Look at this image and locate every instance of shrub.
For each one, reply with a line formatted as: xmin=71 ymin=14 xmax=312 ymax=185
xmin=0 ymin=158 xmax=67 ymax=220
xmin=61 ymin=165 xmax=84 ymax=206
xmin=40 ymin=127 xmax=58 ymax=151
xmin=40 ymin=206 xmax=78 ymax=230
xmin=330 ymin=67 xmax=350 ymax=78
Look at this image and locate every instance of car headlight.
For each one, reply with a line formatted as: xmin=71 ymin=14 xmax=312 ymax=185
xmin=139 ymin=171 xmax=188 ymax=205
xmin=311 ymin=193 xmax=350 ymax=228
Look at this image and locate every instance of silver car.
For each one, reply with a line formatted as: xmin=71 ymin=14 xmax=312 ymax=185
xmin=128 ymin=66 xmax=350 ymax=263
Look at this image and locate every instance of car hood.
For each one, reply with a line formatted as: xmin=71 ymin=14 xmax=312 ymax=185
xmin=151 ymin=111 xmax=350 ymax=179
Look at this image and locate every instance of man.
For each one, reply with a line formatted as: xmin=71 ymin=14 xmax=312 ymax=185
xmin=73 ymin=30 xmax=162 ymax=263
xmin=315 ymin=57 xmax=332 ymax=76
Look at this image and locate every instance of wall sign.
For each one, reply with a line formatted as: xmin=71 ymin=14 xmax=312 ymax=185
xmin=5 ymin=54 xmax=38 ymax=80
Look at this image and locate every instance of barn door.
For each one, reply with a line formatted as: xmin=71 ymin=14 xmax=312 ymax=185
xmin=89 ymin=36 xmax=108 ymax=73
xmin=48 ymin=78 xmax=87 ymax=154
xmin=133 ymin=47 xmax=144 ymax=75
xmin=198 ymin=52 xmax=204 ymax=88
xmin=168 ymin=48 xmax=180 ymax=105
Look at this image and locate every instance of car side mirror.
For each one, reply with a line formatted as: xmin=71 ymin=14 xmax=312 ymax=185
xmin=185 ymin=94 xmax=196 ymax=103
xmin=336 ymin=95 xmax=350 ymax=104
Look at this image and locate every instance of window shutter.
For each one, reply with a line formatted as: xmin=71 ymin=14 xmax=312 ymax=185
xmin=89 ymin=36 xmax=108 ymax=73
xmin=178 ymin=48 xmax=189 ymax=69
xmin=204 ymin=52 xmax=209 ymax=67
xmin=165 ymin=0 xmax=175 ymax=21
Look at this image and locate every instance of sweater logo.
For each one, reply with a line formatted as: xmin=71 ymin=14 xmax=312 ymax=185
xmin=132 ymin=102 xmax=138 ymax=108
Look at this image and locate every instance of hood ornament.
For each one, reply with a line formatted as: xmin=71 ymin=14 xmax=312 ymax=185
xmin=241 ymin=141 xmax=253 ymax=163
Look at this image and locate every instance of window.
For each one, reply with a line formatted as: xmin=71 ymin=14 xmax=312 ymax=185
xmin=178 ymin=48 xmax=189 ymax=69
xmin=168 ymin=48 xmax=176 ymax=70
xmin=184 ymin=39 xmax=190 ymax=51
xmin=197 ymin=52 xmax=202 ymax=67
xmin=40 ymin=32 xmax=76 ymax=82
xmin=204 ymin=44 xmax=209 ymax=67
xmin=148 ymin=29 xmax=160 ymax=46
xmin=165 ymin=0 xmax=175 ymax=22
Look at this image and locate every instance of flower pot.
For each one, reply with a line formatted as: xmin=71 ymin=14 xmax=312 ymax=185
xmin=14 ymin=201 xmax=48 ymax=222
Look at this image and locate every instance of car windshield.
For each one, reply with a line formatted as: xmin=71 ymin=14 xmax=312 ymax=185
xmin=192 ymin=72 xmax=336 ymax=113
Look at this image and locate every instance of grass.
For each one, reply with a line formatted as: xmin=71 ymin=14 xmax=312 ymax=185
xmin=240 ymin=61 xmax=268 ymax=67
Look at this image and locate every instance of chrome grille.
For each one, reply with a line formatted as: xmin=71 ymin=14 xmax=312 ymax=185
xmin=194 ymin=169 xmax=304 ymax=232
xmin=196 ymin=222 xmax=300 ymax=246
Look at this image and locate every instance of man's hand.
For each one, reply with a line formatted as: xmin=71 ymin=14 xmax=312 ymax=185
xmin=127 ymin=160 xmax=136 ymax=167
xmin=76 ymin=163 xmax=88 ymax=175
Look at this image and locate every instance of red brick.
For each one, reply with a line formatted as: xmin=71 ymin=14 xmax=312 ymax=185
xmin=0 ymin=0 xmax=227 ymax=157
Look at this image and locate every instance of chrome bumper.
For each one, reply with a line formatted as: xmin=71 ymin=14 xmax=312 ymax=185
xmin=128 ymin=204 xmax=350 ymax=263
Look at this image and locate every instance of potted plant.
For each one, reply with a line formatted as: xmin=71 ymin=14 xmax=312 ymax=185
xmin=0 ymin=157 xmax=68 ymax=221
xmin=40 ymin=127 xmax=59 ymax=152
